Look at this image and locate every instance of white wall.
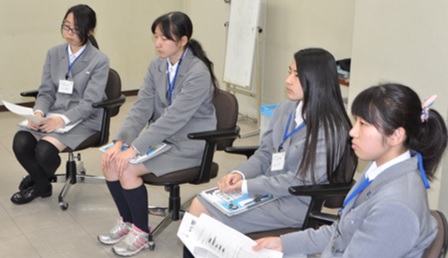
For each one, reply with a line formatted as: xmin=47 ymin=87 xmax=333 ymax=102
xmin=349 ymin=0 xmax=448 ymax=212
xmin=0 ymin=0 xmax=182 ymax=103
xmin=263 ymin=0 xmax=355 ymax=105
xmin=1 ymin=0 xmax=355 ymax=122
xmin=185 ymin=0 xmax=356 ymax=120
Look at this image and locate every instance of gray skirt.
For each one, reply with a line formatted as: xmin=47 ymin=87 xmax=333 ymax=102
xmin=20 ymin=123 xmax=98 ymax=150
xmin=142 ymin=151 xmax=202 ymax=177
xmin=197 ymin=193 xmax=307 ymax=234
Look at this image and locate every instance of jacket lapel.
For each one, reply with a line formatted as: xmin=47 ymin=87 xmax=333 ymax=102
xmin=353 ymin=157 xmax=418 ymax=208
xmin=155 ymin=59 xmax=169 ymax=107
xmin=69 ymin=42 xmax=91 ymax=78
xmin=156 ymin=50 xmax=192 ymax=107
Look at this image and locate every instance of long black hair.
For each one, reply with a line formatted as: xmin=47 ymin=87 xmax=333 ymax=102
xmin=351 ymin=83 xmax=447 ymax=180
xmin=295 ymin=48 xmax=355 ymax=183
xmin=62 ymin=4 xmax=97 ymax=46
xmin=151 ymin=11 xmax=219 ymax=91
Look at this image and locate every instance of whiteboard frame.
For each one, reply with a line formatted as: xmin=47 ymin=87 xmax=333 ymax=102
xmin=223 ymin=0 xmax=261 ymax=89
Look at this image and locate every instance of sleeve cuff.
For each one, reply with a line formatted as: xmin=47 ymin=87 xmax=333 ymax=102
xmin=60 ymin=115 xmax=70 ymax=125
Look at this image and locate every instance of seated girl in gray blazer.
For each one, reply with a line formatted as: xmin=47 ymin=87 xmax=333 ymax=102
xmin=11 ymin=5 xmax=109 ymax=205
xmin=188 ymin=48 xmax=354 ymax=233
xmin=254 ymin=83 xmax=447 ymax=257
xmin=98 ymin=12 xmax=218 ymax=257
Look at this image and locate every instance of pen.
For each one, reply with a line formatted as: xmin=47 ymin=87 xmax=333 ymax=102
xmin=244 ymin=194 xmax=273 ymax=208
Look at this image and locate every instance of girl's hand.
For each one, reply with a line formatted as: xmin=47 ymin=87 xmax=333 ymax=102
xmin=253 ymin=237 xmax=283 ymax=252
xmin=102 ymin=142 xmax=123 ymax=171
xmin=27 ymin=112 xmax=44 ymax=130
xmin=115 ymin=147 xmax=137 ymax=177
xmin=218 ymin=173 xmax=243 ymax=193
xmin=38 ymin=116 xmax=65 ymax=133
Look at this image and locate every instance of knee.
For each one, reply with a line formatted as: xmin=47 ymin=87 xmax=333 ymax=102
xmin=35 ymin=140 xmax=60 ymax=163
xmin=102 ymin=165 xmax=117 ymax=181
xmin=13 ymin=131 xmax=36 ymax=156
xmin=188 ymin=197 xmax=207 ymax=217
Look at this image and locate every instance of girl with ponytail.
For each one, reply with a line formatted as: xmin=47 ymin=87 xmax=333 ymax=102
xmin=99 ymin=11 xmax=218 ymax=256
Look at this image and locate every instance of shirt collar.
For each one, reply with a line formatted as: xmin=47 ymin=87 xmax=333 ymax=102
xmin=68 ymin=44 xmax=87 ymax=63
xmin=167 ymin=60 xmax=179 ymax=73
xmin=295 ymin=101 xmax=304 ymax=127
xmin=166 ymin=48 xmax=188 ymax=72
xmin=365 ymin=150 xmax=411 ymax=181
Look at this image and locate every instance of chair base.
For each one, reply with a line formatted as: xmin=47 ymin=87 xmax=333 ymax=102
xmin=147 ymin=195 xmax=194 ymax=240
xmin=53 ymin=152 xmax=105 ymax=210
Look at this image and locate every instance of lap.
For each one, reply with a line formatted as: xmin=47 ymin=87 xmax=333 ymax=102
xmin=197 ymin=194 xmax=295 ymax=234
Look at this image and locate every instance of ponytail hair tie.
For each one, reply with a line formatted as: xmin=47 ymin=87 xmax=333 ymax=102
xmin=421 ymin=95 xmax=437 ymax=123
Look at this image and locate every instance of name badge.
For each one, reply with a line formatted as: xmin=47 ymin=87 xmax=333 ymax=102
xmin=271 ymin=152 xmax=286 ymax=171
xmin=58 ymin=80 xmax=74 ymax=94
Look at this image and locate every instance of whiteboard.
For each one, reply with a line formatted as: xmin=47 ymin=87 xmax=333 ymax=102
xmin=223 ymin=0 xmax=261 ymax=89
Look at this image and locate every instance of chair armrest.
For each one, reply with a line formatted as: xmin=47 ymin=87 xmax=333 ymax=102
xmin=19 ymin=91 xmax=126 ymax=111
xmin=188 ymin=127 xmax=240 ymax=142
xmin=92 ymin=94 xmax=126 ymax=110
xmin=288 ymin=181 xmax=355 ymax=197
xmin=224 ymin=145 xmax=258 ymax=159
xmin=187 ymin=127 xmax=240 ymax=184
xmin=20 ymin=90 xmax=39 ymax=98
xmin=289 ymin=181 xmax=355 ymax=228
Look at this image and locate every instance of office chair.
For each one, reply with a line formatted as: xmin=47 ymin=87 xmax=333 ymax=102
xmin=20 ymin=68 xmax=125 ymax=210
xmin=225 ymin=142 xmax=358 ymax=240
xmin=141 ymin=89 xmax=240 ymax=245
xmin=423 ymin=210 xmax=448 ymax=258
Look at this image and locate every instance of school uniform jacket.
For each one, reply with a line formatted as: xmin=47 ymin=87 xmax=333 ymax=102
xmin=281 ymin=156 xmax=438 ymax=258
xmin=34 ymin=41 xmax=109 ymax=131
xmin=234 ymin=100 xmax=330 ymax=227
xmin=113 ymin=50 xmax=216 ymax=176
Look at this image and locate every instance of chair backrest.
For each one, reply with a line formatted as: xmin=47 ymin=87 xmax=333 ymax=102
xmin=96 ymin=68 xmax=123 ymax=146
xmin=323 ymin=142 xmax=358 ymax=209
xmin=423 ymin=210 xmax=448 ymax=258
xmin=105 ymin=68 xmax=122 ymax=117
xmin=213 ymin=89 xmax=239 ymax=150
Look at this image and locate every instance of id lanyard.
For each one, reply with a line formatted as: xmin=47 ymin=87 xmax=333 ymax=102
xmin=339 ymin=177 xmax=372 ymax=213
xmin=339 ymin=151 xmax=430 ymax=213
xmin=277 ymin=112 xmax=306 ymax=152
xmin=167 ymin=49 xmax=187 ymax=105
xmin=65 ymin=45 xmax=85 ymax=79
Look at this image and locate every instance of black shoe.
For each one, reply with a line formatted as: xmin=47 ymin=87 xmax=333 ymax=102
xmin=18 ymin=175 xmax=57 ymax=191
xmin=10 ymin=185 xmax=52 ymax=205
xmin=18 ymin=175 xmax=34 ymax=191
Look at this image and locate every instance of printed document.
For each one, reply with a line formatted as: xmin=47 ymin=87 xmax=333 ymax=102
xmin=178 ymin=212 xmax=283 ymax=258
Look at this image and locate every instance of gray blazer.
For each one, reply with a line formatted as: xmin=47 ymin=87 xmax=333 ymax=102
xmin=114 ymin=50 xmax=216 ymax=176
xmin=234 ymin=100 xmax=330 ymax=226
xmin=34 ymin=41 xmax=109 ymax=131
xmin=281 ymin=156 xmax=438 ymax=257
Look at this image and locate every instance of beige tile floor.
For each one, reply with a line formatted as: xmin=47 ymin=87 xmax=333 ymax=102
xmin=0 ymin=95 xmax=260 ymax=258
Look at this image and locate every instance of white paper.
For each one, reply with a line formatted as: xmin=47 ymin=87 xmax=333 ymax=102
xmin=2 ymin=99 xmax=81 ymax=133
xmin=2 ymin=100 xmax=45 ymax=123
xmin=178 ymin=212 xmax=283 ymax=258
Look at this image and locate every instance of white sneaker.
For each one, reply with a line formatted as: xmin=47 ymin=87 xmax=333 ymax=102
xmin=98 ymin=217 xmax=131 ymax=245
xmin=112 ymin=224 xmax=150 ymax=256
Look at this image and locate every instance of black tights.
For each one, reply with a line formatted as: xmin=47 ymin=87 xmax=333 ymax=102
xmin=107 ymin=180 xmax=150 ymax=233
xmin=13 ymin=131 xmax=61 ymax=192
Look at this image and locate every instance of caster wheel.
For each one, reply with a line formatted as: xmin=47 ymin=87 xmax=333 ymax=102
xmin=60 ymin=202 xmax=69 ymax=210
xmin=148 ymin=237 xmax=155 ymax=251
